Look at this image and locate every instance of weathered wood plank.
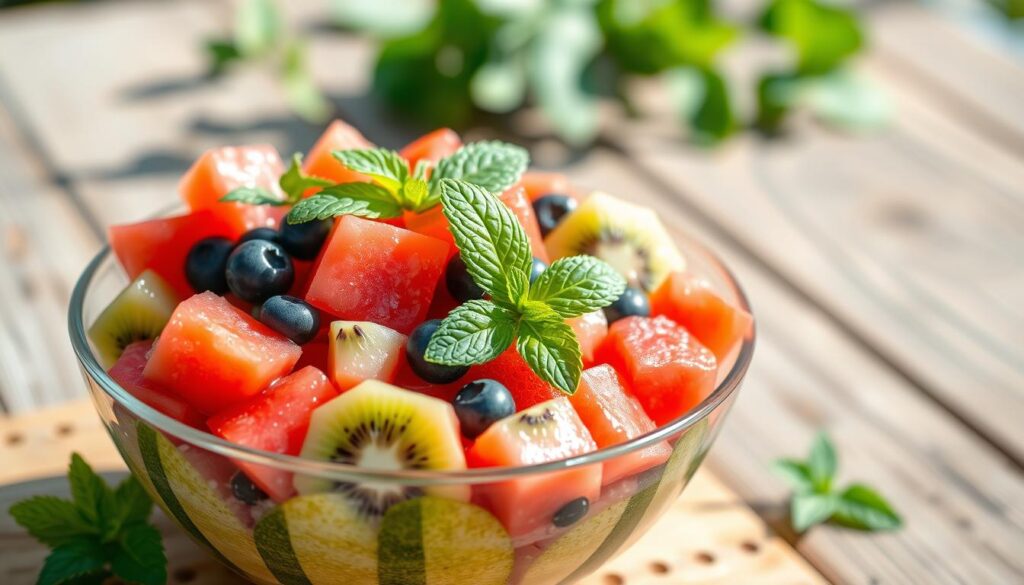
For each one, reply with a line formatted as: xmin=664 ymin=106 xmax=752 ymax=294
xmin=0 ymin=400 xmax=827 ymax=585
xmin=565 ymin=149 xmax=1024 ymax=584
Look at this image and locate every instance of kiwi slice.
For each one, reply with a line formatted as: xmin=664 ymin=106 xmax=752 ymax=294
xmin=88 ymin=269 xmax=180 ymax=368
xmin=255 ymin=493 xmax=378 ymax=585
xmin=294 ymin=380 xmax=470 ymax=517
xmin=378 ymin=497 xmax=513 ymax=585
xmin=544 ymin=192 xmax=686 ymax=292
xmin=329 ymin=321 xmax=407 ymax=391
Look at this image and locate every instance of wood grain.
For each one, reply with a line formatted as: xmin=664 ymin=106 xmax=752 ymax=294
xmin=0 ymin=400 xmax=826 ymax=585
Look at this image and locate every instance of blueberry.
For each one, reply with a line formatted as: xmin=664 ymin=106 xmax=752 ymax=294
xmin=185 ymin=237 xmax=234 ymax=294
xmin=603 ymin=287 xmax=650 ymax=324
xmin=230 ymin=471 xmax=268 ymax=505
xmin=279 ymin=218 xmax=332 ymax=260
xmin=532 ymin=194 xmax=578 ymax=237
xmin=446 ymin=255 xmax=485 ymax=303
xmin=453 ymin=379 xmax=516 ymax=439
xmin=258 ymin=295 xmax=320 ymax=344
xmin=529 ymin=257 xmax=547 ymax=283
xmin=225 ymin=239 xmax=295 ymax=304
xmin=407 ymin=320 xmax=469 ymax=384
xmin=553 ymin=497 xmax=590 ymax=527
xmin=238 ymin=227 xmax=281 ymax=245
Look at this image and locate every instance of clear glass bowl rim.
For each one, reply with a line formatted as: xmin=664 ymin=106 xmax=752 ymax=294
xmin=68 ymin=231 xmax=755 ymax=487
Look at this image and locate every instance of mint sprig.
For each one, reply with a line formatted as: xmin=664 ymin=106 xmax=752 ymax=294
xmin=286 ymin=140 xmax=529 ymax=224
xmin=774 ymin=433 xmax=902 ymax=533
xmin=9 ymin=453 xmax=166 ymax=585
xmin=424 ymin=179 xmax=626 ymax=394
xmin=220 ymin=152 xmax=332 ymax=206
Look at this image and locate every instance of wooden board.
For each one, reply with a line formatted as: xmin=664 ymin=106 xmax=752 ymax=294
xmin=0 ymin=400 xmax=826 ymax=585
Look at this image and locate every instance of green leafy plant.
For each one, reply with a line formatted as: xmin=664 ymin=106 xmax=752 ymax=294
xmin=8 ymin=454 xmax=166 ymax=585
xmin=425 ymin=179 xmax=626 ymax=393
xmin=774 ymin=433 xmax=902 ymax=533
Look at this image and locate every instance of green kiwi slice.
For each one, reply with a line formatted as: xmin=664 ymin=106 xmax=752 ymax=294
xmin=544 ymin=192 xmax=686 ymax=292
xmin=378 ymin=497 xmax=513 ymax=585
xmin=88 ymin=269 xmax=179 ymax=368
xmin=294 ymin=381 xmax=470 ymax=517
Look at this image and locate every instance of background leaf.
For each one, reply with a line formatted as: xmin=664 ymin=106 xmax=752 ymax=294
xmin=791 ymin=492 xmax=838 ymax=532
xmin=38 ymin=540 xmax=106 ymax=585
xmin=332 ymin=0 xmax=436 ymax=37
xmin=9 ymin=496 xmax=95 ymax=548
xmin=803 ymin=71 xmax=890 ymax=131
xmin=807 ymin=432 xmax=837 ymax=492
xmin=833 ymin=484 xmax=903 ymax=531
xmin=235 ymin=0 xmax=281 ymax=57
xmin=772 ymin=459 xmax=814 ymax=492
xmin=282 ymin=42 xmax=331 ymax=123
xmin=760 ymin=0 xmax=862 ymax=75
xmin=111 ymin=523 xmax=167 ymax=585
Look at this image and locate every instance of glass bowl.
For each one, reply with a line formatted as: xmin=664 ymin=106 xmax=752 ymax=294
xmin=68 ymin=226 xmax=754 ymax=585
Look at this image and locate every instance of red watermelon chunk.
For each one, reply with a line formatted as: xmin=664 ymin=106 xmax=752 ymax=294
xmin=108 ymin=210 xmax=236 ymax=298
xmin=207 ymin=366 xmax=338 ymax=501
xmin=303 ymin=119 xmax=374 ymax=185
xmin=650 ymin=272 xmax=753 ymax=362
xmin=143 ymin=292 xmax=301 ymax=414
xmin=519 ymin=171 xmax=582 ymax=203
xmin=108 ymin=341 xmax=204 ymax=427
xmin=570 ymin=365 xmax=671 ymax=485
xmin=304 ymin=216 xmax=450 ymax=335
xmin=568 ymin=310 xmax=608 ymax=367
xmin=179 ymin=145 xmax=287 ymax=234
xmin=596 ymin=316 xmax=717 ymax=426
xmin=467 ymin=346 xmax=561 ymax=410
xmin=468 ymin=397 xmax=602 ymax=537
xmin=400 ymin=128 xmax=462 ymax=171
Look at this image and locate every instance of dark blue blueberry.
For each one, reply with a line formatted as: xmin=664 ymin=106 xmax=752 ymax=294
xmin=553 ymin=497 xmax=590 ymax=527
xmin=225 ymin=239 xmax=295 ymax=304
xmin=185 ymin=237 xmax=234 ymax=294
xmin=453 ymin=379 xmax=516 ymax=439
xmin=406 ymin=320 xmax=469 ymax=384
xmin=529 ymin=257 xmax=547 ymax=283
xmin=238 ymin=227 xmax=281 ymax=245
xmin=603 ymin=287 xmax=650 ymax=324
xmin=230 ymin=471 xmax=268 ymax=505
xmin=258 ymin=295 xmax=320 ymax=344
xmin=445 ymin=255 xmax=486 ymax=303
xmin=279 ymin=218 xmax=332 ymax=260
xmin=532 ymin=194 xmax=578 ymax=237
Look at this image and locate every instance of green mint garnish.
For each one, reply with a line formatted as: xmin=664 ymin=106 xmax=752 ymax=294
xmin=774 ymin=432 xmax=902 ymax=533
xmin=9 ymin=453 xmax=167 ymax=585
xmin=424 ymin=179 xmax=626 ymax=394
xmin=286 ymin=140 xmax=529 ymax=223
xmin=220 ymin=153 xmax=332 ymax=207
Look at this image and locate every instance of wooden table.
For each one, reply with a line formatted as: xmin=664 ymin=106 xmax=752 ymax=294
xmin=0 ymin=1 xmax=1022 ymax=583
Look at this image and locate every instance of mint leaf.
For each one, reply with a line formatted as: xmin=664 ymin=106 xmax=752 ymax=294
xmin=431 ymin=141 xmax=529 ymax=195
xmin=402 ymin=177 xmax=430 ymax=210
xmin=234 ymin=0 xmax=281 ymax=57
xmin=760 ymin=0 xmax=862 ymax=76
xmin=807 ymin=432 xmax=837 ymax=492
xmin=438 ymin=179 xmax=532 ymax=304
xmin=833 ymin=484 xmax=902 ymax=531
xmin=111 ymin=523 xmax=167 ymax=585
xmin=791 ymin=492 xmax=839 ymax=533
xmin=68 ymin=454 xmax=114 ymax=531
xmin=517 ymin=308 xmax=583 ymax=394
xmin=220 ymin=186 xmax=287 ymax=206
xmin=38 ymin=539 xmax=106 ymax=585
xmin=113 ymin=475 xmax=154 ymax=528
xmin=528 ymin=256 xmax=627 ymax=318
xmin=9 ymin=496 xmax=95 ymax=548
xmin=279 ymin=153 xmax=333 ymax=202
xmin=425 ymin=300 xmax=517 ymax=366
xmin=772 ymin=459 xmax=814 ymax=493
xmin=287 ymin=184 xmax=403 ymax=224
xmin=333 ymin=148 xmax=408 ymax=193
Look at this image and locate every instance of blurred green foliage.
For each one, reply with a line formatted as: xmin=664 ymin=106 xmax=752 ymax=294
xmin=207 ymin=0 xmax=886 ymax=144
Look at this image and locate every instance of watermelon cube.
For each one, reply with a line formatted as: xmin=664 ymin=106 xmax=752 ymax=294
xmin=596 ymin=316 xmax=717 ymax=425
xmin=303 ymin=119 xmax=374 ymax=185
xmin=304 ymin=216 xmax=450 ymax=334
xmin=179 ymin=145 xmax=287 ymax=234
xmin=568 ymin=310 xmax=608 ymax=367
xmin=569 ymin=365 xmax=671 ymax=485
xmin=109 ymin=210 xmax=237 ymax=297
xmin=650 ymin=272 xmax=753 ymax=362
xmin=208 ymin=366 xmax=339 ymax=501
xmin=108 ymin=341 xmax=204 ymax=427
xmin=468 ymin=397 xmax=602 ymax=537
xmin=519 ymin=171 xmax=582 ymax=203
xmin=399 ymin=128 xmax=462 ymax=171
xmin=143 ymin=292 xmax=301 ymax=414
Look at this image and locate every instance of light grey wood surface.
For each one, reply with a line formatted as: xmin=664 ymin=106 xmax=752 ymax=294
xmin=0 ymin=0 xmax=1022 ymax=583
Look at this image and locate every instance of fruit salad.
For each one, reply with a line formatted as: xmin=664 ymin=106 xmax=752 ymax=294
xmin=83 ymin=120 xmax=753 ymax=585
